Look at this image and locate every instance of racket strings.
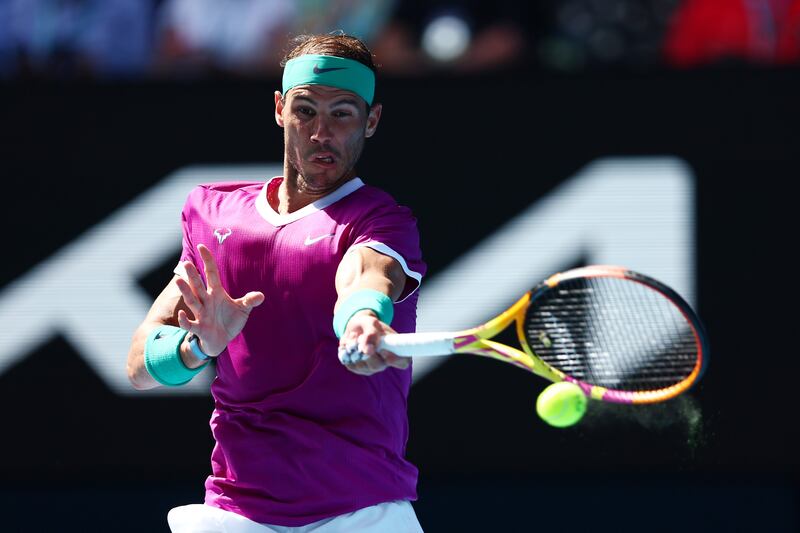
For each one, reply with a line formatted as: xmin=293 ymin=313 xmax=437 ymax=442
xmin=524 ymin=276 xmax=700 ymax=391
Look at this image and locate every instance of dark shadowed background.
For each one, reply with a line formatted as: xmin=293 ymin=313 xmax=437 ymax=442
xmin=1 ymin=1 xmax=798 ymax=531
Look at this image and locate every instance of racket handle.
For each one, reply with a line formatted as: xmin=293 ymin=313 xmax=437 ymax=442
xmin=379 ymin=333 xmax=456 ymax=357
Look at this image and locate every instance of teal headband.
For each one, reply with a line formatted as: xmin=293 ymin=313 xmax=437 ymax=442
xmin=282 ymin=54 xmax=375 ymax=106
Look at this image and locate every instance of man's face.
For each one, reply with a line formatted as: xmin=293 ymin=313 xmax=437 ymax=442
xmin=275 ymin=85 xmax=381 ymax=194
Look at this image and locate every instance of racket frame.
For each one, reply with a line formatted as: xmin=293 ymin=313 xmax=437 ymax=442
xmin=383 ymin=265 xmax=708 ymax=404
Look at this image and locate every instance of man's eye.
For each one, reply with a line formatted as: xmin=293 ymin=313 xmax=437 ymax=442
xmin=333 ymin=111 xmax=352 ymax=118
xmin=298 ymin=107 xmax=314 ymax=116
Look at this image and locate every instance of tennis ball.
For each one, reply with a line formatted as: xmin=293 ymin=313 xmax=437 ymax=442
xmin=536 ymin=382 xmax=588 ymax=428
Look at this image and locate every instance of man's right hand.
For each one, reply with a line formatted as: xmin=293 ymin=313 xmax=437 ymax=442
xmin=175 ymin=244 xmax=265 ymax=357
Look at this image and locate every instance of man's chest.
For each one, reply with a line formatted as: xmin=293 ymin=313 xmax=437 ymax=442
xmin=188 ymin=212 xmax=351 ymax=293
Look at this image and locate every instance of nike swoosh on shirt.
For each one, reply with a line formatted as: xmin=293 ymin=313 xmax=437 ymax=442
xmin=313 ymin=65 xmax=347 ymax=74
xmin=304 ymin=233 xmax=336 ymax=245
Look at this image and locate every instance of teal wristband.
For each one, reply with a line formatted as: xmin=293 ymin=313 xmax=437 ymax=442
xmin=143 ymin=325 xmax=207 ymax=387
xmin=333 ymin=289 xmax=394 ymax=339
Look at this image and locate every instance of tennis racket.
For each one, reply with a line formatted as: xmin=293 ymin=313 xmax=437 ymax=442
xmin=379 ymin=265 xmax=708 ymax=404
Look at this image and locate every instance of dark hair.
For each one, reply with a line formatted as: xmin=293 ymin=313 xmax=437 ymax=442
xmin=280 ymin=32 xmax=378 ymax=73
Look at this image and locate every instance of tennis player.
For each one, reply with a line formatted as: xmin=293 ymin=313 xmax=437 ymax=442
xmin=126 ymin=33 xmax=426 ymax=532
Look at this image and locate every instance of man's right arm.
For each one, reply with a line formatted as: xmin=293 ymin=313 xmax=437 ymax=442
xmin=126 ymin=275 xmax=207 ymax=390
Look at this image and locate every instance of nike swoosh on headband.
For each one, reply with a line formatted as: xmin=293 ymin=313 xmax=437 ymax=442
xmin=313 ymin=65 xmax=347 ymax=74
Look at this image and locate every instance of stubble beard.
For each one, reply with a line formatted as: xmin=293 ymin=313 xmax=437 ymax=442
xmin=286 ymin=135 xmax=365 ymax=196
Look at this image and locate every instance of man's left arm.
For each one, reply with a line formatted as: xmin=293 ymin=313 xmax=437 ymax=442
xmin=334 ymin=246 xmax=411 ymax=375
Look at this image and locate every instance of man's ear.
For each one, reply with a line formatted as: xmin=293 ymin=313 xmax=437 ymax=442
xmin=365 ymin=103 xmax=382 ymax=138
xmin=275 ymin=91 xmax=285 ymax=127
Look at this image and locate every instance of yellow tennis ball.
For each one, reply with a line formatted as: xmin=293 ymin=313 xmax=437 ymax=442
xmin=536 ymin=382 xmax=588 ymax=428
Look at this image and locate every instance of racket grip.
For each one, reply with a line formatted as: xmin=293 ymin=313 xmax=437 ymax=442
xmin=378 ymin=333 xmax=456 ymax=357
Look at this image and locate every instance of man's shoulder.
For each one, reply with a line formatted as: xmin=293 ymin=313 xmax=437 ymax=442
xmin=338 ymin=182 xmax=419 ymax=232
xmin=184 ymin=181 xmax=263 ymax=205
xmin=181 ymin=181 xmax=264 ymax=222
xmin=347 ymin=182 xmax=407 ymax=211
xmin=193 ymin=181 xmax=264 ymax=195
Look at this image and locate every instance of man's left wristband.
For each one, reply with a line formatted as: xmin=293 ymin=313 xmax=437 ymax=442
xmin=333 ymin=289 xmax=394 ymax=338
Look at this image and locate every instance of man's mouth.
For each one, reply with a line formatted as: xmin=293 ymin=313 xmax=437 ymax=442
xmin=311 ymin=152 xmax=336 ymax=165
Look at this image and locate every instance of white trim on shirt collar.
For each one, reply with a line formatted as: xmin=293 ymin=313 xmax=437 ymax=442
xmin=255 ymin=176 xmax=365 ymax=227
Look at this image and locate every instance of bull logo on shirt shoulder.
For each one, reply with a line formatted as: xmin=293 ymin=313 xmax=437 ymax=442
xmin=214 ymin=228 xmax=233 ymax=244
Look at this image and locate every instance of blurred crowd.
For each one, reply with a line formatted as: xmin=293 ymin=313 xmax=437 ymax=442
xmin=0 ymin=0 xmax=799 ymax=79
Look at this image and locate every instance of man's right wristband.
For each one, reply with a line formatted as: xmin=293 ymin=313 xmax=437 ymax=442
xmin=144 ymin=325 xmax=207 ymax=387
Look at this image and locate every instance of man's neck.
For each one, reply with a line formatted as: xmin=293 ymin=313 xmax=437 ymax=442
xmin=273 ymin=167 xmax=355 ymax=215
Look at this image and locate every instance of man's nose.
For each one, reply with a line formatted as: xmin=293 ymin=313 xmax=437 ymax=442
xmin=310 ymin=116 xmax=334 ymax=144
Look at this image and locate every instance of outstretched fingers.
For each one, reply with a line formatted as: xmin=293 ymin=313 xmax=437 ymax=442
xmin=237 ymin=291 xmax=265 ymax=312
xmin=177 ymin=308 xmax=198 ymax=333
xmin=175 ymin=274 xmax=204 ymax=317
xmin=198 ymin=244 xmax=223 ymax=290
xmin=182 ymin=261 xmax=208 ymax=299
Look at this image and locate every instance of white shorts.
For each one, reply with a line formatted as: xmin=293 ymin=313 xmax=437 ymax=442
xmin=167 ymin=500 xmax=424 ymax=533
